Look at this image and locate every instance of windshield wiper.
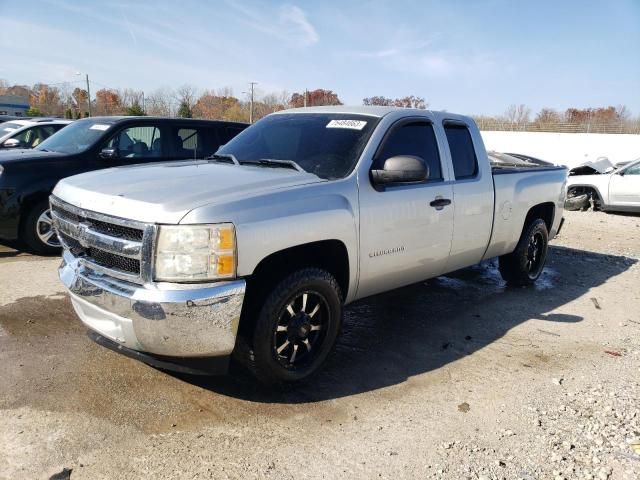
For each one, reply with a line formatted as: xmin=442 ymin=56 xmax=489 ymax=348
xmin=240 ymin=158 xmax=306 ymax=173
xmin=205 ymin=153 xmax=239 ymax=165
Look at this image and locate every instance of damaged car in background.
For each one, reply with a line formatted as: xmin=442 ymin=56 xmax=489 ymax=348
xmin=565 ymin=157 xmax=640 ymax=212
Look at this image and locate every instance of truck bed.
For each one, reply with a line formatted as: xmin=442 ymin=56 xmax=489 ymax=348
xmin=483 ymin=165 xmax=568 ymax=260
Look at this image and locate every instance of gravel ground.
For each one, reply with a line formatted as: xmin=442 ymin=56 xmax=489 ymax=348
xmin=0 ymin=210 xmax=639 ymax=480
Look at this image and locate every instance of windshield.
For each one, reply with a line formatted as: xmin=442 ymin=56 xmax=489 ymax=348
xmin=1 ymin=122 xmax=24 ymax=136
xmin=36 ymin=119 xmax=112 ymax=154
xmin=217 ymin=113 xmax=380 ymax=180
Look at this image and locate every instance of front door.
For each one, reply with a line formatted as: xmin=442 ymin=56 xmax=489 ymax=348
xmin=609 ymin=162 xmax=640 ymax=207
xmin=101 ymin=123 xmax=166 ymax=166
xmin=357 ymin=119 xmax=454 ymax=299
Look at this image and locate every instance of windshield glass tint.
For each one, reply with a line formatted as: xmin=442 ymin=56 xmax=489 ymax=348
xmin=217 ymin=113 xmax=379 ymax=179
xmin=36 ymin=119 xmax=112 ymax=154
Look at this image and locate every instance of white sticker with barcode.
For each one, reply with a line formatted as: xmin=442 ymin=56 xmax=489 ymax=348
xmin=326 ymin=119 xmax=367 ymax=130
xmin=90 ymin=124 xmax=110 ymax=131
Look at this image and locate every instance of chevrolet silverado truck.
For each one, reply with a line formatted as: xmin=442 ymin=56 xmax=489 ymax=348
xmin=52 ymin=106 xmax=567 ymax=385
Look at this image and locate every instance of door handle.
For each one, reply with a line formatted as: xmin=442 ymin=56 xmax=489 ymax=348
xmin=430 ymin=197 xmax=452 ymax=209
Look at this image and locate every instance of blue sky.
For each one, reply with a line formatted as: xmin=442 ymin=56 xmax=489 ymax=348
xmin=0 ymin=0 xmax=638 ymax=116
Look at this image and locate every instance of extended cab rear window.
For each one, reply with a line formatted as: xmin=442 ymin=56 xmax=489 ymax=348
xmin=444 ymin=123 xmax=478 ymax=179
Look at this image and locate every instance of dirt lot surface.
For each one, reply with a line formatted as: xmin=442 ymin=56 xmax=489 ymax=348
xmin=1 ymin=210 xmax=639 ymax=480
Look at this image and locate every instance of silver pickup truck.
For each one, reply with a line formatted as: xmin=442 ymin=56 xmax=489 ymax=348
xmin=52 ymin=106 xmax=567 ymax=385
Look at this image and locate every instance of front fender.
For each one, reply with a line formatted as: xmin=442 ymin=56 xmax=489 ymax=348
xmin=179 ymin=180 xmax=360 ymax=302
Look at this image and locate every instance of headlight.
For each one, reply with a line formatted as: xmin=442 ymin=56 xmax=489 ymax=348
xmin=154 ymin=224 xmax=236 ymax=282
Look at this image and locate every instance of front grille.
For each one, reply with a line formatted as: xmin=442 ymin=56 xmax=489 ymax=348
xmin=89 ymin=220 xmax=144 ymax=241
xmin=54 ymin=207 xmax=81 ymax=223
xmin=51 ymin=197 xmax=150 ymax=282
xmin=88 ymin=248 xmax=141 ymax=274
xmin=59 ymin=232 xmax=83 ymax=254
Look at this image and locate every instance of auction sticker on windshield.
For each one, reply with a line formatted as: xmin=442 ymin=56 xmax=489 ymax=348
xmin=89 ymin=124 xmax=110 ymax=131
xmin=326 ymin=119 xmax=367 ymax=130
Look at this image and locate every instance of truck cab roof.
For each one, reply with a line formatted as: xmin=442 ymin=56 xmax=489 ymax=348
xmin=272 ymin=105 xmax=473 ymax=124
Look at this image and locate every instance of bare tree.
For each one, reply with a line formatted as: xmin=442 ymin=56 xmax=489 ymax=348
xmin=504 ymin=104 xmax=531 ymax=130
xmin=615 ymin=105 xmax=631 ymax=121
xmin=216 ymin=86 xmax=234 ymax=98
xmin=119 ymin=88 xmax=144 ymax=109
xmin=534 ymin=108 xmax=561 ymax=129
xmin=175 ymin=84 xmax=199 ymax=111
xmin=363 ymin=95 xmax=427 ymax=109
xmin=146 ymin=87 xmax=175 ymax=117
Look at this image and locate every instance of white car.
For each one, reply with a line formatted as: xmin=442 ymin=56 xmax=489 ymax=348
xmin=566 ymin=158 xmax=640 ymax=212
xmin=0 ymin=118 xmax=72 ymax=150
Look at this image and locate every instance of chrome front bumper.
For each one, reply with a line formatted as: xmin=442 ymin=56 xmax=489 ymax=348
xmin=59 ymin=250 xmax=246 ymax=358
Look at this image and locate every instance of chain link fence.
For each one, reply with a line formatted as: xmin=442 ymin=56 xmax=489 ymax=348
xmin=473 ymin=119 xmax=640 ymax=134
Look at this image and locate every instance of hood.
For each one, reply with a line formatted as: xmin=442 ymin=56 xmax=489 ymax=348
xmin=0 ymin=148 xmax=65 ymax=163
xmin=568 ymin=157 xmax=614 ymax=175
xmin=53 ymin=160 xmax=325 ymax=224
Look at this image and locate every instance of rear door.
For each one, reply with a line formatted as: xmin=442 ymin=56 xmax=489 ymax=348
xmin=441 ymin=121 xmax=494 ymax=273
xmin=357 ymin=118 xmax=455 ymax=298
xmin=609 ymin=162 xmax=640 ymax=207
xmin=167 ymin=125 xmax=216 ymax=161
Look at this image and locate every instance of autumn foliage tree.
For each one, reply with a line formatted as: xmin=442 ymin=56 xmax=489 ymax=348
xmin=30 ymin=84 xmax=63 ymax=116
xmin=289 ymin=89 xmax=342 ymax=108
xmin=71 ymin=87 xmax=89 ymax=117
xmin=564 ymin=106 xmax=626 ymax=124
xmin=94 ymin=89 xmax=122 ymax=115
xmin=193 ymin=91 xmax=244 ymax=121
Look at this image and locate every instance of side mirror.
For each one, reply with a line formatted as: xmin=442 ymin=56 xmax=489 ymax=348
xmin=371 ymin=155 xmax=429 ymax=185
xmin=99 ymin=147 xmax=118 ymax=160
xmin=3 ymin=138 xmax=20 ymax=148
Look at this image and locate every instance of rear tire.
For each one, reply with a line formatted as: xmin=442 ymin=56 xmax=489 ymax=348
xmin=248 ymin=268 xmax=343 ymax=385
xmin=21 ymin=200 xmax=61 ymax=255
xmin=499 ymin=218 xmax=549 ymax=286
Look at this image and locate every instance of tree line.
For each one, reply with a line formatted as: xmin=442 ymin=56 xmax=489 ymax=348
xmin=473 ymin=104 xmax=637 ymax=133
xmin=0 ymin=79 xmax=636 ymax=133
xmin=0 ymin=79 xmax=344 ymax=122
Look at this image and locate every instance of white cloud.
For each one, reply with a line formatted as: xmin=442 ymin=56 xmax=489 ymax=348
xmin=353 ymin=38 xmax=496 ymax=79
xmin=225 ymin=2 xmax=319 ymax=47
xmin=279 ymin=5 xmax=318 ymax=46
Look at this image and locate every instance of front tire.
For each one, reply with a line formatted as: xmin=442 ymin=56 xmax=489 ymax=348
xmin=499 ymin=218 xmax=549 ymax=286
xmin=21 ymin=201 xmax=61 ymax=255
xmin=249 ymin=268 xmax=343 ymax=385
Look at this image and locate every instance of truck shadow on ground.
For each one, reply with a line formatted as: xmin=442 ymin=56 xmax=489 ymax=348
xmin=176 ymin=245 xmax=637 ymax=403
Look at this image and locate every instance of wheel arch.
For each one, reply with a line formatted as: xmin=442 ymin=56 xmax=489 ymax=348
xmin=567 ymin=184 xmax=605 ymax=207
xmin=18 ymin=191 xmax=52 ymax=236
xmin=523 ymin=202 xmax=555 ymax=234
xmin=238 ymin=240 xmax=350 ymax=337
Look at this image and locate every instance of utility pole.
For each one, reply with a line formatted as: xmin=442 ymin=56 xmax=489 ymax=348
xmin=304 ymin=88 xmax=308 ymax=107
xmin=248 ymin=82 xmax=257 ymax=124
xmin=85 ymin=73 xmax=91 ymax=117
xmin=142 ymin=91 xmax=145 ymax=114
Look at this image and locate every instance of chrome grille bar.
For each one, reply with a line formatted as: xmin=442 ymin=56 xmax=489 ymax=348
xmin=50 ymin=196 xmax=152 ymax=284
xmin=51 ymin=211 xmax=142 ymax=259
